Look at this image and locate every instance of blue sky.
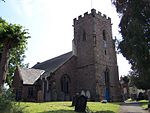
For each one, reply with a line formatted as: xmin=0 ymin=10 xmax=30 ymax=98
xmin=0 ymin=0 xmax=131 ymax=76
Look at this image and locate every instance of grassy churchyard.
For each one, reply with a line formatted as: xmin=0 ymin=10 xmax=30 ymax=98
xmin=138 ymin=100 xmax=149 ymax=109
xmin=20 ymin=101 xmax=120 ymax=113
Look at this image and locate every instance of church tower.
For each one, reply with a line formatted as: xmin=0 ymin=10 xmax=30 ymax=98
xmin=73 ymin=9 xmax=121 ymax=101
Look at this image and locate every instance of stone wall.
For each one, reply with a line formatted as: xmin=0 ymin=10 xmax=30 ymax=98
xmin=46 ymin=56 xmax=77 ymax=101
xmin=73 ymin=9 xmax=121 ymax=101
xmin=93 ymin=9 xmax=121 ymax=101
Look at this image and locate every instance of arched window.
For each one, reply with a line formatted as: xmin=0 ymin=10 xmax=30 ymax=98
xmin=83 ymin=30 xmax=86 ymax=41
xmin=103 ymin=30 xmax=106 ymax=41
xmin=104 ymin=68 xmax=109 ymax=87
xmin=104 ymin=49 xmax=107 ymax=55
xmin=61 ymin=74 xmax=70 ymax=94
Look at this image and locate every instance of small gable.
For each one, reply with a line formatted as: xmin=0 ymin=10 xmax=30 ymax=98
xmin=18 ymin=67 xmax=45 ymax=85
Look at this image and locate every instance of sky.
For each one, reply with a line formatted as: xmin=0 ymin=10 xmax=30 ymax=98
xmin=0 ymin=0 xmax=131 ymax=76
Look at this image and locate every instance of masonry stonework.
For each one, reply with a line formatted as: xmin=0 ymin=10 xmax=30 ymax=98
xmin=73 ymin=9 xmax=121 ymax=101
xmin=13 ymin=9 xmax=121 ymax=102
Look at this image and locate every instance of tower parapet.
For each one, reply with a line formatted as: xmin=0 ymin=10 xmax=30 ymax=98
xmin=73 ymin=9 xmax=121 ymax=101
xmin=73 ymin=9 xmax=111 ymax=25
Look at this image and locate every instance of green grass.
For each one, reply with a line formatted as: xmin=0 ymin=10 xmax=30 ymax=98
xmin=138 ymin=100 xmax=149 ymax=109
xmin=19 ymin=101 xmax=120 ymax=113
xmin=87 ymin=102 xmax=120 ymax=113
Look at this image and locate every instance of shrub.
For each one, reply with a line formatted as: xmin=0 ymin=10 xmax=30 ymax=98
xmin=0 ymin=88 xmax=25 ymax=113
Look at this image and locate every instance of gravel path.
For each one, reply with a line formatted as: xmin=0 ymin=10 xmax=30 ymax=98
xmin=119 ymin=102 xmax=148 ymax=113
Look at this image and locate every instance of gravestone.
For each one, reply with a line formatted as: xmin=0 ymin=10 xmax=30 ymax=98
xmin=75 ymin=95 xmax=87 ymax=112
xmin=72 ymin=94 xmax=79 ymax=106
xmin=59 ymin=92 xmax=65 ymax=101
xmin=137 ymin=92 xmax=144 ymax=100
xmin=65 ymin=94 xmax=70 ymax=101
xmin=37 ymin=90 xmax=43 ymax=102
xmin=85 ymin=90 xmax=91 ymax=99
xmin=51 ymin=89 xmax=57 ymax=101
xmin=81 ymin=90 xmax=86 ymax=96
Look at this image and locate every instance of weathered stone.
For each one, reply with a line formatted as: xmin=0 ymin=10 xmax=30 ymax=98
xmin=12 ymin=9 xmax=121 ymax=102
xmin=75 ymin=95 xmax=87 ymax=112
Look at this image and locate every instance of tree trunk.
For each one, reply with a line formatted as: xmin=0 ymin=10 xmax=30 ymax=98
xmin=0 ymin=40 xmax=11 ymax=89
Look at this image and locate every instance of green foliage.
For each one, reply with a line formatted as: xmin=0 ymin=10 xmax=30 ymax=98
xmin=6 ymin=45 xmax=29 ymax=87
xmin=0 ymin=17 xmax=30 ymax=87
xmin=0 ymin=39 xmax=29 ymax=87
xmin=129 ymin=71 xmax=150 ymax=90
xmin=0 ymin=89 xmax=25 ymax=113
xmin=0 ymin=0 xmax=5 ymax=2
xmin=121 ymin=76 xmax=129 ymax=84
xmin=0 ymin=17 xmax=30 ymax=49
xmin=0 ymin=89 xmax=12 ymax=112
xmin=112 ymin=0 xmax=150 ymax=90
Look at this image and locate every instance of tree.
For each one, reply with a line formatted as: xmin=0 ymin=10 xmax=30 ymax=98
xmin=122 ymin=76 xmax=129 ymax=84
xmin=111 ymin=0 xmax=150 ymax=90
xmin=0 ymin=0 xmax=5 ymax=2
xmin=0 ymin=17 xmax=30 ymax=88
xmin=0 ymin=35 xmax=29 ymax=87
xmin=6 ymin=46 xmax=29 ymax=87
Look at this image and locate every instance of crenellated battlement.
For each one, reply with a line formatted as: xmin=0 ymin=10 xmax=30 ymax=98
xmin=73 ymin=9 xmax=111 ymax=25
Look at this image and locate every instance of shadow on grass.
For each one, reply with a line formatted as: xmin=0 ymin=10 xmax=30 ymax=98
xmin=119 ymin=101 xmax=149 ymax=106
xmin=38 ymin=110 xmax=115 ymax=113
xmin=139 ymin=102 xmax=148 ymax=105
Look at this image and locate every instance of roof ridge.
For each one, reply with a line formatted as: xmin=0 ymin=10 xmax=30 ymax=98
xmin=33 ymin=51 xmax=72 ymax=66
xmin=19 ymin=67 xmax=44 ymax=71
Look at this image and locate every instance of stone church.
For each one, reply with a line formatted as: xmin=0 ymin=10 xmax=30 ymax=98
xmin=12 ymin=9 xmax=121 ymax=102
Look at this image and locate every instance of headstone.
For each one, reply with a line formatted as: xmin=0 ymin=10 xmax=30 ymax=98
xmin=81 ymin=90 xmax=86 ymax=96
xmin=65 ymin=94 xmax=70 ymax=101
xmin=137 ymin=92 xmax=144 ymax=100
xmin=51 ymin=89 xmax=57 ymax=101
xmin=86 ymin=90 xmax=91 ymax=99
xmin=75 ymin=95 xmax=87 ymax=112
xmin=37 ymin=90 xmax=43 ymax=102
xmin=72 ymin=94 xmax=79 ymax=106
xmin=101 ymin=100 xmax=107 ymax=103
xmin=59 ymin=92 xmax=65 ymax=101
xmin=45 ymin=91 xmax=51 ymax=101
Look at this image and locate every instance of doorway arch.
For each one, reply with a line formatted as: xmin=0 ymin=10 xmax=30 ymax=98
xmin=104 ymin=68 xmax=110 ymax=101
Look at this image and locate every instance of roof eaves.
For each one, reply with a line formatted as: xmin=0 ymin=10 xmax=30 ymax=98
xmin=32 ymin=70 xmax=45 ymax=84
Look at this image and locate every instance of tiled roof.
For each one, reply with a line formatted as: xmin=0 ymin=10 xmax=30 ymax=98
xmin=18 ymin=67 xmax=45 ymax=85
xmin=32 ymin=51 xmax=73 ymax=72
